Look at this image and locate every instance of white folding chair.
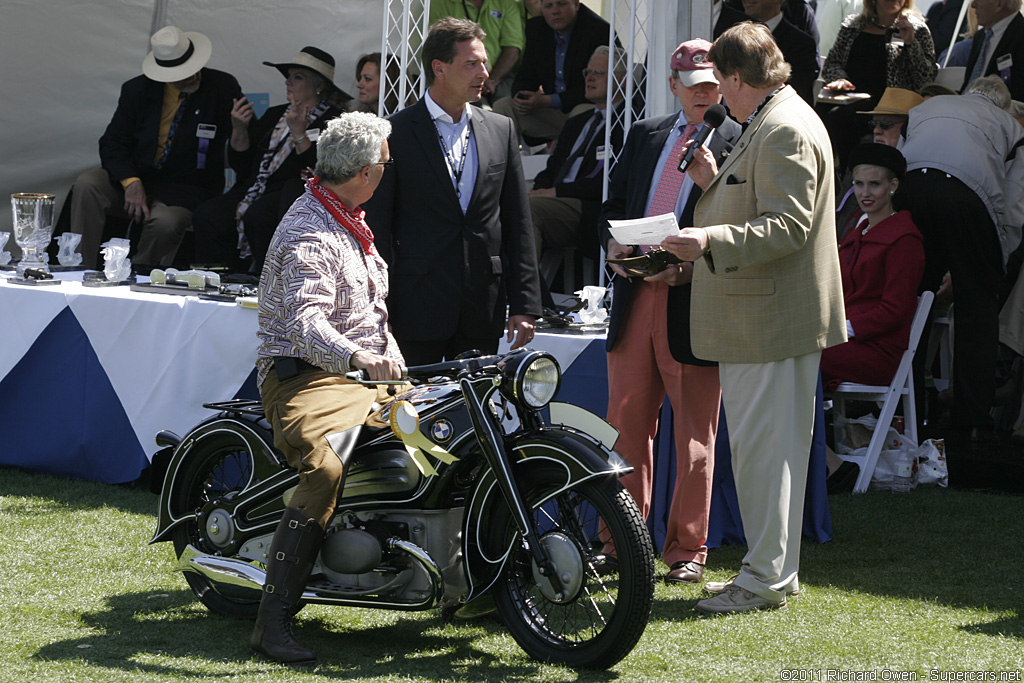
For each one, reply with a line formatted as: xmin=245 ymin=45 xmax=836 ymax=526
xmin=827 ymin=291 xmax=935 ymax=493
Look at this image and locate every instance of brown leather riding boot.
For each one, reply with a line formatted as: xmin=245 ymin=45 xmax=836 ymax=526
xmin=250 ymin=508 xmax=324 ymax=665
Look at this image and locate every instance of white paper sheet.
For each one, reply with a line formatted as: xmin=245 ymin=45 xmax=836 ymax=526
xmin=607 ymin=213 xmax=679 ymax=246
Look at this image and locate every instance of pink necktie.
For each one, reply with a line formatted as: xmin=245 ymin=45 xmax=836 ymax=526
xmin=646 ymin=123 xmax=697 ymax=218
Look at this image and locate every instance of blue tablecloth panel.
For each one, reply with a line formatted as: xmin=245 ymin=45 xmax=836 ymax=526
xmin=0 ymin=307 xmax=149 ymax=484
xmin=551 ymin=338 xmax=832 ymax=549
xmin=0 ymin=294 xmax=262 ymax=485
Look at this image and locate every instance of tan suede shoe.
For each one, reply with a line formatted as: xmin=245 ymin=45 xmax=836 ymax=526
xmin=703 ymin=573 xmax=799 ymax=597
xmin=695 ymin=585 xmax=786 ymax=614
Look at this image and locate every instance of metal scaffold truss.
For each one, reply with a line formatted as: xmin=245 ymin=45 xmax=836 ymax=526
xmin=605 ymin=0 xmax=652 ymax=187
xmin=379 ymin=0 xmax=431 ymax=117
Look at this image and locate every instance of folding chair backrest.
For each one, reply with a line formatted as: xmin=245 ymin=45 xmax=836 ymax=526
xmin=829 ymin=291 xmax=934 ymax=493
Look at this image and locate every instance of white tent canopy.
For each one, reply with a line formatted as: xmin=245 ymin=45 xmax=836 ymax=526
xmin=0 ymin=0 xmax=387 ymax=234
xmin=0 ymin=0 xmax=710 ymax=238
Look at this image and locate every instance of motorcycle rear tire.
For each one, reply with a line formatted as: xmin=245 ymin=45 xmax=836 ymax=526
xmin=169 ymin=430 xmax=277 ymax=620
xmin=493 ymin=477 xmax=654 ymax=670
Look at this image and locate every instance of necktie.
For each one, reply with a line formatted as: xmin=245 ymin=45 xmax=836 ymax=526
xmin=156 ymin=92 xmax=188 ymax=169
xmin=966 ymin=28 xmax=994 ymax=92
xmin=554 ymin=109 xmax=605 ymax=185
xmin=646 ymin=123 xmax=697 ymax=218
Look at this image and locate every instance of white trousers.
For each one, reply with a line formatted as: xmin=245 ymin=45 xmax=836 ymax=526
xmin=720 ymin=351 xmax=820 ymax=602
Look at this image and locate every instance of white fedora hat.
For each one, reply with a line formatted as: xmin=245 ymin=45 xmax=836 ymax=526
xmin=142 ymin=26 xmax=212 ymax=83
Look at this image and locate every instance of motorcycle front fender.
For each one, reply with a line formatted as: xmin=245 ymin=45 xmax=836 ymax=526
xmin=460 ymin=424 xmax=631 ymax=600
xmin=149 ymin=416 xmax=285 ymax=545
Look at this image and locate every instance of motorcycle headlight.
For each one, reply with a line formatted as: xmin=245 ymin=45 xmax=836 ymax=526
xmin=499 ymin=350 xmax=561 ymax=409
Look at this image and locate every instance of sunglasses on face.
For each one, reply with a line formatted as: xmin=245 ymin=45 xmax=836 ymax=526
xmin=869 ymin=119 xmax=900 ymax=131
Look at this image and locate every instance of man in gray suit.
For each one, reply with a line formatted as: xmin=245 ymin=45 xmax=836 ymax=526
xmin=364 ymin=18 xmax=542 ymax=364
xmin=663 ymin=22 xmax=846 ymax=614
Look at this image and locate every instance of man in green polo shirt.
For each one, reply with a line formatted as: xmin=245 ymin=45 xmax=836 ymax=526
xmin=429 ymin=0 xmax=524 ymax=103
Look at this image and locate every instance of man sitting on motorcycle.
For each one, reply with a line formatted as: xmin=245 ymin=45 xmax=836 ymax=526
xmin=252 ymin=112 xmax=405 ymax=665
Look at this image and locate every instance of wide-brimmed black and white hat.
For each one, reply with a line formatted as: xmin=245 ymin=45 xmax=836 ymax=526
xmin=264 ymin=46 xmax=353 ymax=100
xmin=142 ymin=26 xmax=212 ymax=83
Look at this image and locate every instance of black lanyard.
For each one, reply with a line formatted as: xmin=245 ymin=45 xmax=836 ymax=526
xmin=434 ymin=120 xmax=472 ymax=198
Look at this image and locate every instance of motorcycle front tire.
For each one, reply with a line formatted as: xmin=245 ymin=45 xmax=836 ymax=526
xmin=493 ymin=476 xmax=655 ymax=670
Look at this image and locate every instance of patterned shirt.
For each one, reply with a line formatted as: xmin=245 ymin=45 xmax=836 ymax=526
xmin=256 ymin=190 xmax=403 ymax=387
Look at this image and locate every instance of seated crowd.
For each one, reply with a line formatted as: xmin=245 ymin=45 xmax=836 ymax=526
xmin=65 ymin=2 xmax=1024 ymax=463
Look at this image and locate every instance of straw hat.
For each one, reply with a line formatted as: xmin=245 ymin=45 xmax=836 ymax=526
xmin=857 ymin=88 xmax=925 ymax=117
xmin=264 ymin=46 xmax=353 ymax=101
xmin=142 ymin=26 xmax=212 ymax=83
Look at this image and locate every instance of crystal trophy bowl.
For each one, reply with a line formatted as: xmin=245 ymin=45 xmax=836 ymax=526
xmin=11 ymin=193 xmax=56 ymax=277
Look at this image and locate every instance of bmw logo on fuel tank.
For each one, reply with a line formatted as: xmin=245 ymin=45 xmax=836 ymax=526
xmin=430 ymin=418 xmax=454 ymax=443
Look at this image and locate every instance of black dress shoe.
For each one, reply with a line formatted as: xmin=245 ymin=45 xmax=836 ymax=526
xmin=826 ymin=460 xmax=860 ymax=494
xmin=665 ymin=560 xmax=704 ymax=585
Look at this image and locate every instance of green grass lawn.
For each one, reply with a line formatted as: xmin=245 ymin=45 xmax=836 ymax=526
xmin=1 ymin=467 xmax=1021 ymax=682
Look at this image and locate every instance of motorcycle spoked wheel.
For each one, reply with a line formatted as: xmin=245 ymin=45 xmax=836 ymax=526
xmin=170 ymin=430 xmax=274 ymax=620
xmin=493 ymin=477 xmax=655 ymax=670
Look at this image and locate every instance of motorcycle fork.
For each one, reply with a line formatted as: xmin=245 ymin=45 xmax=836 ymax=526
xmin=459 ymin=376 xmax=566 ymax=598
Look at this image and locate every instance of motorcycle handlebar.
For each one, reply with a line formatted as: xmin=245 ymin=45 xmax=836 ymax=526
xmin=344 ymin=354 xmax=504 ymax=385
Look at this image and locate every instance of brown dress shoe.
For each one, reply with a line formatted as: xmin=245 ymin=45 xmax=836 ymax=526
xmin=665 ymin=560 xmax=704 ymax=585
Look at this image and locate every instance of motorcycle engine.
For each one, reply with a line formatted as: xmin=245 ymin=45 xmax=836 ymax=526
xmin=320 ymin=527 xmax=383 ymax=575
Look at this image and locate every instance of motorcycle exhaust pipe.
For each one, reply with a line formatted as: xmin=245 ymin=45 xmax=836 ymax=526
xmin=177 ymin=544 xmax=266 ymax=599
xmin=176 ymin=540 xmax=446 ymax=608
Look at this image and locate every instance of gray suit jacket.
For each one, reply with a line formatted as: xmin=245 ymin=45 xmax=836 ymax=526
xmin=691 ymin=86 xmax=847 ymax=363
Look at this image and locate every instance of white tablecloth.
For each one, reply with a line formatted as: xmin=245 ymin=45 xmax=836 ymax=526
xmin=0 ymin=273 xmax=259 ymax=483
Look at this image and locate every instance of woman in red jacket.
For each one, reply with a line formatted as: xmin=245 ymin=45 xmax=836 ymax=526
xmin=821 ymin=143 xmax=925 ymax=389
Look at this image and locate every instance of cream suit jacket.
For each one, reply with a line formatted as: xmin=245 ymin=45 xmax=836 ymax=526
xmin=690 ymin=86 xmax=847 ymax=364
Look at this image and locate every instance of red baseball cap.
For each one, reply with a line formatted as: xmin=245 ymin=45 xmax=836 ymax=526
xmin=670 ymin=39 xmax=718 ymax=88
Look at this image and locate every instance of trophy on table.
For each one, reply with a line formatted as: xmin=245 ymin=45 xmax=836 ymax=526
xmin=10 ymin=193 xmax=56 ymax=277
xmin=0 ymin=232 xmax=12 ymax=266
xmin=56 ymin=232 xmax=84 ymax=268
xmin=575 ymin=285 xmax=608 ymax=328
xmin=101 ymin=238 xmax=132 ymax=283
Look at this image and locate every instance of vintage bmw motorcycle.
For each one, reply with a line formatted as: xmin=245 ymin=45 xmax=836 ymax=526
xmin=150 ymin=348 xmax=655 ymax=669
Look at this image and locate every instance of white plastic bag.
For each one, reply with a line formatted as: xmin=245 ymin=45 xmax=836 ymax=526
xmin=913 ymin=438 xmax=948 ymax=487
xmin=833 ymin=413 xmax=878 ymax=454
xmin=834 ymin=414 xmax=919 ymax=490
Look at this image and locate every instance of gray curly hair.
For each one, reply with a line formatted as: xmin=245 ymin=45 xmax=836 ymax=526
xmin=315 ymin=112 xmax=392 ymax=184
xmin=966 ymin=75 xmax=1012 ymax=112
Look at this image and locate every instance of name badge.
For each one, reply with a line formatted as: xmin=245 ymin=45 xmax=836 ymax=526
xmin=998 ymin=54 xmax=1014 ymax=71
xmin=196 ymin=123 xmax=217 ymax=139
xmin=306 ymin=128 xmax=320 ymax=142
xmin=596 ymin=145 xmax=609 ymax=160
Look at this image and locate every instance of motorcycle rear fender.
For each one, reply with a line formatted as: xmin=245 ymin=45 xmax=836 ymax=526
xmin=461 ymin=425 xmax=631 ymax=600
xmin=150 ymin=417 xmax=285 ymax=544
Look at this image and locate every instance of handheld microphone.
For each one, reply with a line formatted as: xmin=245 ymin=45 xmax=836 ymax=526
xmin=677 ymin=103 xmax=728 ymax=173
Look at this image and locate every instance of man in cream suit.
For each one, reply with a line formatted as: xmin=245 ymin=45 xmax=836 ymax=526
xmin=663 ymin=22 xmax=847 ymax=614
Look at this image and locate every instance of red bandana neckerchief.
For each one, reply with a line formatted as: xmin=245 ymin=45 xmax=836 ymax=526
xmin=306 ymin=176 xmax=375 ymax=255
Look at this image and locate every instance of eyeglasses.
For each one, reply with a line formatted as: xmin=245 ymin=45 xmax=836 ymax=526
xmin=373 ymin=159 xmax=395 ymax=169
xmin=582 ymin=69 xmax=608 ymax=78
xmin=868 ymin=119 xmax=900 ymax=131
